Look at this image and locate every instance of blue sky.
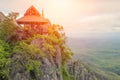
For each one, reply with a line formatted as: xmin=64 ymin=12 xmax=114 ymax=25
xmin=0 ymin=0 xmax=120 ymax=37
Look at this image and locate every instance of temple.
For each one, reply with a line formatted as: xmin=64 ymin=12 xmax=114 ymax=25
xmin=17 ymin=6 xmax=51 ymax=34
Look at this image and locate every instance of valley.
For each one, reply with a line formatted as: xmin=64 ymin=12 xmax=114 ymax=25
xmin=67 ymin=32 xmax=120 ymax=75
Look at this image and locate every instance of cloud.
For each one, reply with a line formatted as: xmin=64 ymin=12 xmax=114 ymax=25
xmin=65 ymin=13 xmax=120 ymax=33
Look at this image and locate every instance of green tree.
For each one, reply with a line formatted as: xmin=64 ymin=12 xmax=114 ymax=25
xmin=0 ymin=40 xmax=11 ymax=80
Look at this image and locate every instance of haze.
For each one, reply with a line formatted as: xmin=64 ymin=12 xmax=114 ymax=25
xmin=0 ymin=0 xmax=120 ymax=37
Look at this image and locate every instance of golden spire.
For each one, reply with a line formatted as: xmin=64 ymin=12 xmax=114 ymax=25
xmin=42 ymin=8 xmax=44 ymax=18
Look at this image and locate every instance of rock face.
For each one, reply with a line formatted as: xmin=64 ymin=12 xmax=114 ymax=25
xmin=10 ymin=53 xmax=63 ymax=80
xmin=67 ymin=61 xmax=120 ymax=80
xmin=9 ymin=54 xmax=116 ymax=80
xmin=67 ymin=61 xmax=106 ymax=80
xmin=38 ymin=57 xmax=62 ymax=80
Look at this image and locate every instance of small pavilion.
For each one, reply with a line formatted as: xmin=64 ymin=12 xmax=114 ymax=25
xmin=17 ymin=6 xmax=51 ymax=34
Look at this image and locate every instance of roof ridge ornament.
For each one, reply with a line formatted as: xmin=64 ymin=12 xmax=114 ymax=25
xmin=42 ymin=8 xmax=44 ymax=18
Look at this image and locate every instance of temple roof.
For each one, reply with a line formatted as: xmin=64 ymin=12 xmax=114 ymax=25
xmin=17 ymin=15 xmax=48 ymax=24
xmin=17 ymin=6 xmax=48 ymax=24
xmin=24 ymin=6 xmax=40 ymax=16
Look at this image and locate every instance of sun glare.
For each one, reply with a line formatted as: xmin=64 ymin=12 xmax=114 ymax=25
xmin=54 ymin=0 xmax=69 ymax=9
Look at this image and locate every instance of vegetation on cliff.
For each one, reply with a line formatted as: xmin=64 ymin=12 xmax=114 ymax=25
xmin=0 ymin=13 xmax=120 ymax=80
xmin=0 ymin=14 xmax=73 ymax=80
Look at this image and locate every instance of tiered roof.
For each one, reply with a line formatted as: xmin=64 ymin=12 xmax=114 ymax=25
xmin=17 ymin=6 xmax=48 ymax=24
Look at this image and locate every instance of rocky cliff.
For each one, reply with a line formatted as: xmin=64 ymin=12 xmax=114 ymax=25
xmin=9 ymin=55 xmax=120 ymax=80
xmin=0 ymin=13 xmax=120 ymax=80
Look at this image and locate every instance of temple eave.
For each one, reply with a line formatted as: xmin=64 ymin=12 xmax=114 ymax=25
xmin=17 ymin=21 xmax=48 ymax=24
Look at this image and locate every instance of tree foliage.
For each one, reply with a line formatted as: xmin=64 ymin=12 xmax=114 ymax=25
xmin=0 ymin=40 xmax=11 ymax=80
xmin=7 ymin=12 xmax=19 ymax=20
xmin=0 ymin=18 xmax=19 ymax=43
xmin=0 ymin=13 xmax=73 ymax=80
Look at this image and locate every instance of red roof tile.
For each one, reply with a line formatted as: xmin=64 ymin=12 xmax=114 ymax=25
xmin=17 ymin=15 xmax=48 ymax=24
xmin=24 ymin=6 xmax=40 ymax=16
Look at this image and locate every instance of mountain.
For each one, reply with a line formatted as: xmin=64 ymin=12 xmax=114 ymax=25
xmin=68 ymin=61 xmax=120 ymax=80
xmin=0 ymin=12 xmax=120 ymax=80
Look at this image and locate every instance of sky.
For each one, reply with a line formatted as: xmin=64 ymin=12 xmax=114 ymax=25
xmin=0 ymin=0 xmax=120 ymax=37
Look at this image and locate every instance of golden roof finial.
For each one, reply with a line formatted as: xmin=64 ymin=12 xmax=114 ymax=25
xmin=42 ymin=8 xmax=44 ymax=18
